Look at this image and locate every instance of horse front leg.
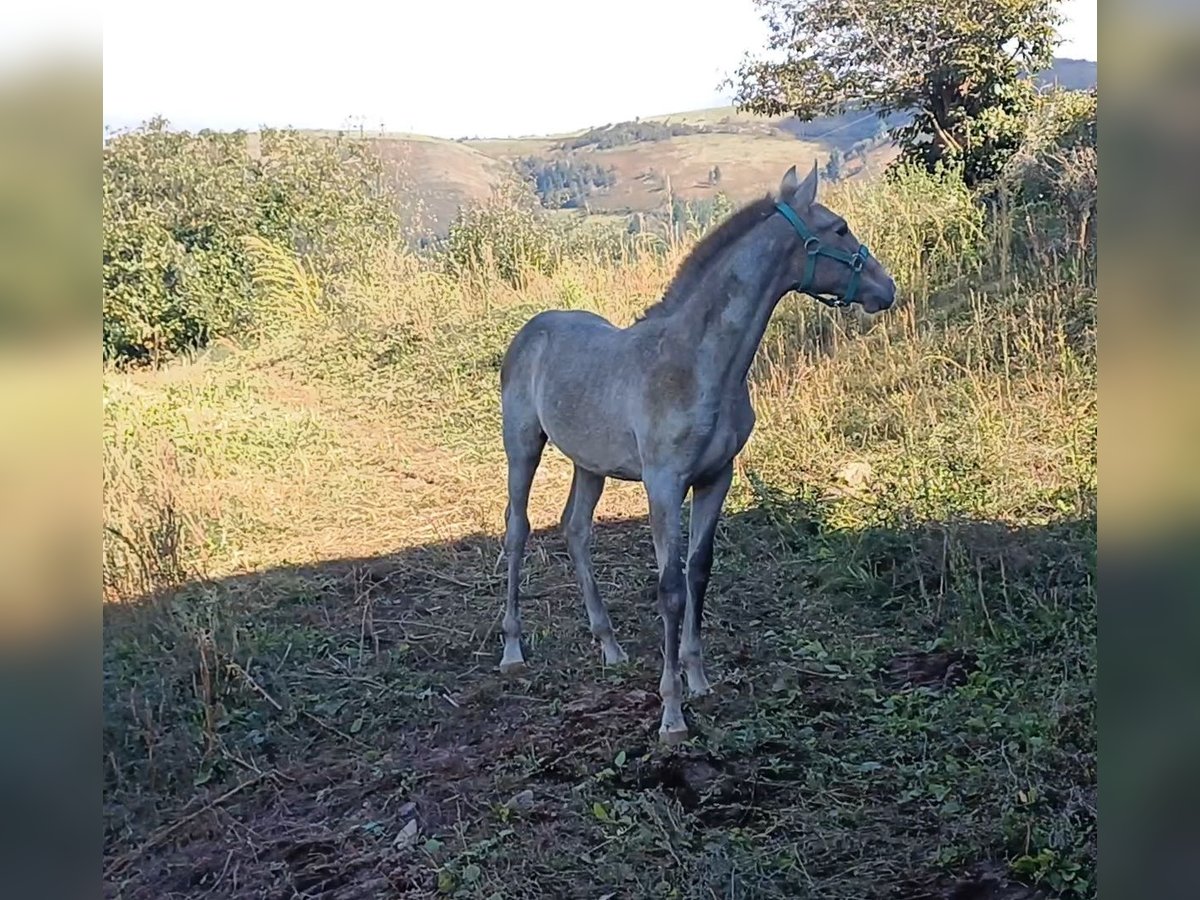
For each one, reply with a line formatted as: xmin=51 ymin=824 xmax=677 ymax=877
xmin=682 ymin=461 xmax=732 ymax=696
xmin=644 ymin=470 xmax=689 ymax=744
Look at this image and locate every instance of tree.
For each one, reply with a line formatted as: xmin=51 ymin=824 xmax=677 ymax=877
xmin=729 ymin=0 xmax=1063 ymax=187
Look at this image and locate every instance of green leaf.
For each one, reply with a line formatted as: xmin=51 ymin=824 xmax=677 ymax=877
xmin=592 ymin=801 xmax=610 ymax=822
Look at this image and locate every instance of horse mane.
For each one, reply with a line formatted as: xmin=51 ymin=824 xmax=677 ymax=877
xmin=635 ymin=192 xmax=779 ymax=322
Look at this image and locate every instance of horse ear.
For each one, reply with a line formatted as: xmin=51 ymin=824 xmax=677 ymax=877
xmin=793 ymin=159 xmax=819 ymax=208
xmin=779 ymin=165 xmax=799 ymax=199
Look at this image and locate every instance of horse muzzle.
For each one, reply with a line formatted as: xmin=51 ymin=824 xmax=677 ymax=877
xmin=860 ymin=278 xmax=897 ymax=313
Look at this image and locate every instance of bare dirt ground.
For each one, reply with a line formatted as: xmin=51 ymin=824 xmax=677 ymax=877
xmin=103 ymin=497 xmax=1093 ymax=898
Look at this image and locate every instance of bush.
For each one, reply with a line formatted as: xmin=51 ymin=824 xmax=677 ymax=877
xmin=102 ymin=119 xmax=399 ymax=364
xmin=851 ymin=162 xmax=988 ymax=291
xmin=624 ymin=193 xmax=737 ymax=250
xmin=441 ymin=180 xmax=562 ymax=288
xmin=999 ymin=88 xmax=1097 ymax=266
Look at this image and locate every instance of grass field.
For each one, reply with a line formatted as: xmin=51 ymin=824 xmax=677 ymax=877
xmin=102 ymin=158 xmax=1096 ymax=898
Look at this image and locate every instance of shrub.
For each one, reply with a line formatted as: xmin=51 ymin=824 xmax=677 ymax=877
xmin=846 ymin=162 xmax=988 ymax=292
xmin=998 ymin=88 xmax=1097 ymax=266
xmin=442 ymin=180 xmax=563 ymax=288
xmin=102 ymin=119 xmax=400 ymax=364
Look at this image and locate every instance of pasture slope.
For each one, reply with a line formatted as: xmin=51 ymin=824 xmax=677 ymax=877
xmin=103 ymin=113 xmax=1097 ymax=896
xmin=318 ymin=110 xmax=893 ymax=233
xmin=319 ymin=58 xmax=1094 ymax=231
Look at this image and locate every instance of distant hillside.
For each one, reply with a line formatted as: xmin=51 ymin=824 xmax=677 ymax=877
xmin=369 ymin=135 xmax=514 ymax=236
xmin=465 ymin=130 xmax=892 ymax=215
xmin=378 ymin=57 xmax=1095 ymax=235
xmin=456 ymin=106 xmax=896 ymax=219
xmin=1038 ymin=57 xmax=1097 ymax=91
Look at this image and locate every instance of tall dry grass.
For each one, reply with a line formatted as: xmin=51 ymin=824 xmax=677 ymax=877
xmin=102 ymin=155 xmax=1095 ymax=605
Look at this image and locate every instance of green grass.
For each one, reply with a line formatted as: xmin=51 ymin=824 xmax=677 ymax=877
xmin=102 ymin=163 xmax=1096 ymax=898
xmin=102 ymin=507 xmax=1094 ymax=897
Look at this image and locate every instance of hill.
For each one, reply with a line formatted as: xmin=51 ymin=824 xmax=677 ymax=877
xmin=459 ymin=100 xmax=902 ymax=216
xmin=380 ymin=58 xmax=1094 ymax=233
xmin=1037 ymin=57 xmax=1097 ymax=91
xmin=470 ymin=130 xmax=896 ymax=215
xmin=347 ymin=134 xmax=515 ymax=237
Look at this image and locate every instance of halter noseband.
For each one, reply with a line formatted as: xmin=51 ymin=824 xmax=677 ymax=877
xmin=774 ymin=201 xmax=871 ymax=308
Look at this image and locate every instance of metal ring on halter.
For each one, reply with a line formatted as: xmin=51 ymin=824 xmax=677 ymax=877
xmin=775 ymin=201 xmax=872 ymax=309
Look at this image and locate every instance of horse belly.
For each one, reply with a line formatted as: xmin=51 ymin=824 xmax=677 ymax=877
xmin=537 ymin=389 xmax=642 ymax=480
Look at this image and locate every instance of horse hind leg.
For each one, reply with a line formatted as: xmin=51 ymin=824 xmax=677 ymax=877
xmin=563 ymin=465 xmax=628 ymax=667
xmin=499 ymin=410 xmax=546 ymax=675
xmin=559 ymin=467 xmax=577 ymax=532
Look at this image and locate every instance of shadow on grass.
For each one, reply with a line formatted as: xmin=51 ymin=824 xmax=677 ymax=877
xmin=103 ymin=492 xmax=1095 ymax=900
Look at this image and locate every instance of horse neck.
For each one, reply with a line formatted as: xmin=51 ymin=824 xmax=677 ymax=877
xmin=668 ymin=220 xmax=794 ymax=392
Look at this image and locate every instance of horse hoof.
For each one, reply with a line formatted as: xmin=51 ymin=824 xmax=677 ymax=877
xmin=602 ymin=645 xmax=630 ymax=667
xmin=499 ymin=659 xmax=526 ymax=675
xmin=659 ymin=725 xmax=689 ymax=745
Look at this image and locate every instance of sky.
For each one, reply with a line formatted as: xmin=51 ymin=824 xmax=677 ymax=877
xmin=18 ymin=0 xmax=1096 ymax=139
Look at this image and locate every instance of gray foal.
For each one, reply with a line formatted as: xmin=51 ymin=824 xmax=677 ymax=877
xmin=497 ymin=162 xmax=898 ymax=743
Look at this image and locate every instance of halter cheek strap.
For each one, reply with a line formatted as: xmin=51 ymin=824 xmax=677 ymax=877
xmin=774 ymin=201 xmax=871 ymax=307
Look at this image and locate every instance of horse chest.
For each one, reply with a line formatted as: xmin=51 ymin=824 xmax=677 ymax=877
xmin=692 ymin=403 xmax=754 ymax=476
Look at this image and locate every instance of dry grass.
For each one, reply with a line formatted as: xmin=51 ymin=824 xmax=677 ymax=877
xmin=102 ymin=171 xmax=1096 ymax=898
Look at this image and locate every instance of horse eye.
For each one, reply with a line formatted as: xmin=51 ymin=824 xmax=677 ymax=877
xmin=834 ymin=223 xmax=848 ymax=237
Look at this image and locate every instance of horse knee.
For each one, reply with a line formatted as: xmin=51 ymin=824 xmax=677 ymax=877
xmin=657 ymin=567 xmax=686 ymax=618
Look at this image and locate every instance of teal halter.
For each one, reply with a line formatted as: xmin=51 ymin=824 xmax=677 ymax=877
xmin=774 ymin=201 xmax=871 ymax=307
